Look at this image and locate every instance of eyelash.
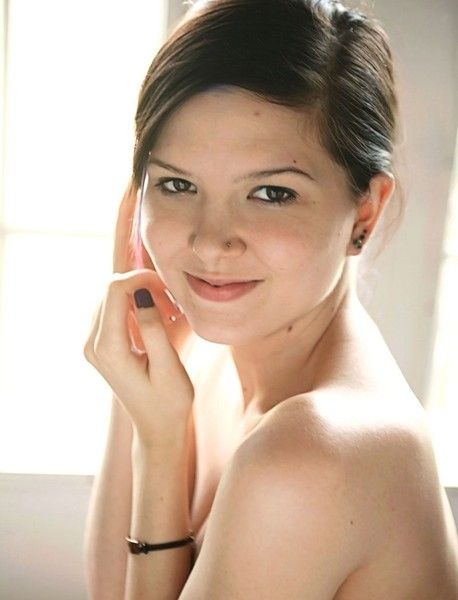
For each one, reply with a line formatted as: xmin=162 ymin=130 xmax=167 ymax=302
xmin=152 ymin=177 xmax=298 ymax=206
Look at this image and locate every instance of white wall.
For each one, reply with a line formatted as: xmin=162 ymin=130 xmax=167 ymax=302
xmin=354 ymin=0 xmax=458 ymax=404
xmin=0 ymin=475 xmax=93 ymax=600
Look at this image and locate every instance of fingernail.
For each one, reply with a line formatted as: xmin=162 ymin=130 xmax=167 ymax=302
xmin=134 ymin=288 xmax=154 ymax=309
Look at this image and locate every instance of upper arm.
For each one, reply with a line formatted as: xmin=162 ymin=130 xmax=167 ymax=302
xmin=179 ymin=411 xmax=366 ymax=599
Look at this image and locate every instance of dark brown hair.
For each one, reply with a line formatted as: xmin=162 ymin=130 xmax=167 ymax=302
xmin=130 ymin=0 xmax=402 ymax=260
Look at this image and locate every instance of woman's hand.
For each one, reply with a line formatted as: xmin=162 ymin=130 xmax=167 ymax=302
xmin=83 ymin=180 xmax=195 ymax=446
xmin=110 ymin=177 xmax=194 ymax=357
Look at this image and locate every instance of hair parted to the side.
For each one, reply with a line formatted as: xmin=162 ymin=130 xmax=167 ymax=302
xmin=128 ymin=0 xmax=403 ymax=267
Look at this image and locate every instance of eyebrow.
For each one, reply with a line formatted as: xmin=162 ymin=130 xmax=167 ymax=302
xmin=147 ymin=156 xmax=315 ymax=183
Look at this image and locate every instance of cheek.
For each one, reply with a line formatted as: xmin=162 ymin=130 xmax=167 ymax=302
xmin=259 ymin=232 xmax=311 ymax=274
xmin=259 ymin=217 xmax=347 ymax=297
xmin=139 ymin=203 xmax=344 ymax=279
xmin=139 ymin=214 xmax=188 ymax=267
xmin=253 ymin=216 xmax=318 ymax=274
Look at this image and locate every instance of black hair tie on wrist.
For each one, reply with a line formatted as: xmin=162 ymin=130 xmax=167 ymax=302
xmin=126 ymin=532 xmax=196 ymax=554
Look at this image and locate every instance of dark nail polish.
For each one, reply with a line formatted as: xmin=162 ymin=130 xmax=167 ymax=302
xmin=134 ymin=288 xmax=154 ymax=309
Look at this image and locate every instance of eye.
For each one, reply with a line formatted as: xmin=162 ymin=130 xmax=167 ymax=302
xmin=250 ymin=186 xmax=297 ymax=205
xmin=154 ymin=178 xmax=197 ymax=195
xmin=153 ymin=178 xmax=297 ymax=206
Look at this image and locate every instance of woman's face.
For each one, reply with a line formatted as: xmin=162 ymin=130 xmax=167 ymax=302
xmin=140 ymin=87 xmax=358 ymax=344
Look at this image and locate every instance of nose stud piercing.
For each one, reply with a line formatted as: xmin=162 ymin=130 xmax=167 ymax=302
xmin=191 ymin=238 xmax=233 ymax=255
xmin=352 ymin=229 xmax=368 ymax=250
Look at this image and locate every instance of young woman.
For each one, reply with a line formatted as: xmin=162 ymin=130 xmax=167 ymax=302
xmin=83 ymin=0 xmax=458 ymax=598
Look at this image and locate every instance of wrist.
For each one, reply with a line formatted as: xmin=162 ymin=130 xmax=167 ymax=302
xmin=132 ymin=421 xmax=190 ymax=456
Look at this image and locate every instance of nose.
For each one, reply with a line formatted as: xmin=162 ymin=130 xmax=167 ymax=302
xmin=189 ymin=212 xmax=246 ymax=262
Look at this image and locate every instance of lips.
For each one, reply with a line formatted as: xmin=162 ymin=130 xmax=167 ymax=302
xmin=185 ymin=272 xmax=261 ymax=302
xmin=205 ymin=281 xmax=228 ymax=287
xmin=188 ymin=273 xmax=260 ymax=286
xmin=202 ymin=278 xmax=253 ymax=287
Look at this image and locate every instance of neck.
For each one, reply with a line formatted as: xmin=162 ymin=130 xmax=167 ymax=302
xmin=228 ymin=258 xmax=361 ymax=417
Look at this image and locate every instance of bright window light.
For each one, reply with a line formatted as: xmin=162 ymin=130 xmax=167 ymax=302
xmin=425 ymin=132 xmax=458 ymax=489
xmin=0 ymin=0 xmax=167 ymax=474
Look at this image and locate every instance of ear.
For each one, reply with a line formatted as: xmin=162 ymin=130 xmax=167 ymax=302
xmin=347 ymin=171 xmax=396 ymax=255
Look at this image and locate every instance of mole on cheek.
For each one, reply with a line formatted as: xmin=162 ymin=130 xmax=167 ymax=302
xmin=253 ymin=111 xmax=260 ymax=116
xmin=287 ymin=325 xmax=293 ymax=332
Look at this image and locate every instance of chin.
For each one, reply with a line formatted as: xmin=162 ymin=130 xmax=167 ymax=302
xmin=196 ymin=331 xmax=231 ymax=345
xmin=185 ymin=314 xmax=254 ymax=346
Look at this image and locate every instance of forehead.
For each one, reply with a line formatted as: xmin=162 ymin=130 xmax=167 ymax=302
xmin=151 ymin=88 xmax=332 ymax=174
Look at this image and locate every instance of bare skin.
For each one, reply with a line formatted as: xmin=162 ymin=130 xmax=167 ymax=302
xmin=84 ymin=86 xmax=458 ymax=598
xmin=132 ymin=87 xmax=458 ymax=597
xmin=184 ymin=290 xmax=458 ymax=598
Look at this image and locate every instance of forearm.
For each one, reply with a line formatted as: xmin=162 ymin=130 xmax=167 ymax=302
xmin=84 ymin=396 xmax=133 ymax=600
xmin=125 ymin=427 xmax=193 ymax=600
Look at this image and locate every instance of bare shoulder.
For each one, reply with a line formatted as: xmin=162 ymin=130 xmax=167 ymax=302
xmin=249 ymin=390 xmax=440 ymax=524
xmin=255 ymin=388 xmax=434 ymax=476
xmin=181 ymin=388 xmax=458 ymax=598
xmin=181 ymin=392 xmax=370 ymax=599
xmin=245 ymin=391 xmax=458 ymax=599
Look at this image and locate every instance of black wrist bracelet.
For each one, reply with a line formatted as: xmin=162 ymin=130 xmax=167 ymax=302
xmin=126 ymin=532 xmax=196 ymax=554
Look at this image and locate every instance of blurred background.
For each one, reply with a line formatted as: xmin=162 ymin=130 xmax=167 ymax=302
xmin=0 ymin=0 xmax=457 ymax=598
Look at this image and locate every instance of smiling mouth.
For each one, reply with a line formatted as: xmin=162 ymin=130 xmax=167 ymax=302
xmin=186 ymin=272 xmax=261 ymax=286
xmin=205 ymin=281 xmax=240 ymax=287
xmin=185 ymin=272 xmax=261 ymax=302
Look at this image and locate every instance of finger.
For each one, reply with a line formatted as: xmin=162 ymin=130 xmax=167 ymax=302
xmin=132 ymin=287 xmax=189 ymax=383
xmin=84 ymin=296 xmax=145 ymax=364
xmin=94 ymin=276 xmax=144 ymax=366
xmin=125 ymin=266 xmax=184 ymax=324
xmin=128 ymin=308 xmax=147 ymax=355
xmin=94 ymin=270 xmax=168 ymax=366
xmin=83 ymin=297 xmax=103 ymax=364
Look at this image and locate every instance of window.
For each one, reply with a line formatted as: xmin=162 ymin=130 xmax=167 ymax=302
xmin=425 ymin=131 xmax=458 ymax=488
xmin=0 ymin=0 xmax=167 ymax=474
xmin=1 ymin=1 xmax=456 ymax=486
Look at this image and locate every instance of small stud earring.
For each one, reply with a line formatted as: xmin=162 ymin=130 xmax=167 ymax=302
xmin=353 ymin=238 xmax=363 ymax=249
xmin=352 ymin=229 xmax=368 ymax=249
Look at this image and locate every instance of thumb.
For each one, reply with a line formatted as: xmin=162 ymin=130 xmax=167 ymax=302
xmin=132 ymin=287 xmax=180 ymax=367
